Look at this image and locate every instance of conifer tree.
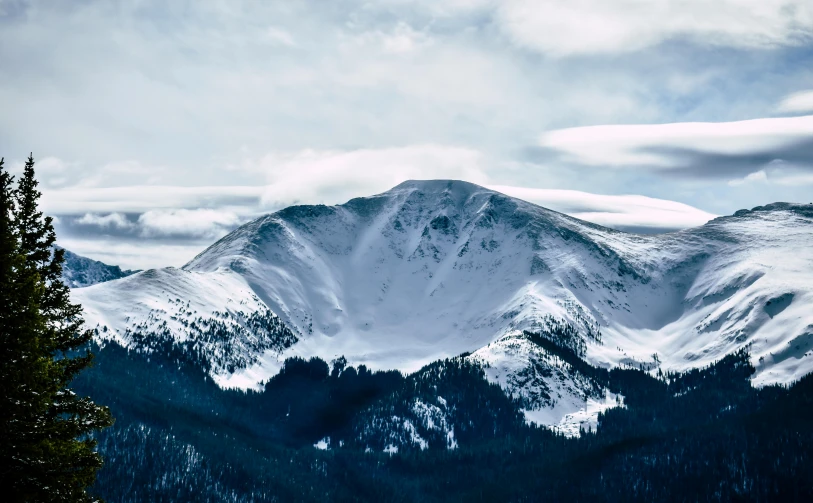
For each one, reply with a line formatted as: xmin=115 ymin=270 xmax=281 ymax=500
xmin=0 ymin=155 xmax=113 ymax=502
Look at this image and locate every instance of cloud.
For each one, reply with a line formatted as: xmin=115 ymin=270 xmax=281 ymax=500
xmin=41 ymin=185 xmax=265 ymax=215
xmin=778 ymin=90 xmax=813 ymax=114
xmin=38 ymin=145 xmax=490 ymax=217
xmin=4 ymin=156 xmax=79 ymax=189
xmin=11 ymin=0 xmax=802 ymax=181
xmin=57 ymin=145 xmax=717 ymax=235
xmin=3 ymin=1 xmax=810 ymax=269
xmin=489 ymin=185 xmax=716 ymax=232
xmin=727 ymin=161 xmax=813 ymax=187
xmin=54 ymin=237 xmax=205 ymax=271
xmin=728 ymin=170 xmax=769 ymax=187
xmin=492 ymin=0 xmax=813 ymax=57
xmin=251 ymin=145 xmax=490 ymax=208
xmin=69 ymin=209 xmax=242 ymax=239
xmin=45 ymin=143 xmax=722 ymax=270
xmin=55 ymin=209 xmax=246 ymax=268
xmin=137 ymin=209 xmax=241 ymax=239
xmin=771 ymin=173 xmax=813 ymax=186
xmin=344 ymin=22 xmax=434 ymax=55
xmin=75 ymin=212 xmax=133 ymax=229
xmin=388 ymin=0 xmax=813 ymax=57
xmin=536 ymin=115 xmax=813 ymax=178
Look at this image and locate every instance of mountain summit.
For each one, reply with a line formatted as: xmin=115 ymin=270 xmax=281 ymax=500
xmin=72 ymin=181 xmax=813 ymax=426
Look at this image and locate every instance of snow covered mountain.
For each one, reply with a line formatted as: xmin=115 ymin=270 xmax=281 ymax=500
xmin=72 ymin=180 xmax=813 ymax=429
xmin=59 ymin=247 xmax=139 ymax=288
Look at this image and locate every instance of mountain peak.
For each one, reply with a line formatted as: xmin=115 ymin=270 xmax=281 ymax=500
xmin=390 ymin=179 xmax=493 ymax=197
xmin=732 ymin=202 xmax=813 ymax=219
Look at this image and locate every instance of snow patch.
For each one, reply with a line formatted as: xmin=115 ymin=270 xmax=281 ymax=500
xmin=527 ymin=392 xmax=625 ymax=438
xmin=469 ymin=332 xmax=620 ymax=430
xmin=402 ymin=419 xmax=428 ymax=451
xmin=411 ymin=399 xmax=457 ymax=450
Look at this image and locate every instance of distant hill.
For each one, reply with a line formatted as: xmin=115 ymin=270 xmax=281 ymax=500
xmin=59 ymin=247 xmax=139 ymax=288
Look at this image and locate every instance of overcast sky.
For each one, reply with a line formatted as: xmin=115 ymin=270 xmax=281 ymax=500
xmin=2 ymin=0 xmax=813 ymax=269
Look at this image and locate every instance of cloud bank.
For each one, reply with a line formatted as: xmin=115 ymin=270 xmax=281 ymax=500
xmin=537 ymin=115 xmax=813 ymax=180
xmin=46 ymin=142 xmax=721 ymax=269
xmin=55 ymin=182 xmax=716 ymax=269
xmin=490 ymin=186 xmax=716 ymax=232
xmin=778 ymin=90 xmax=813 ymax=114
xmin=491 ymin=0 xmax=813 ymax=57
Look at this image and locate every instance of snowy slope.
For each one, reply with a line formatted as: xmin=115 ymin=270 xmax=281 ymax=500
xmin=60 ymin=247 xmax=139 ymax=288
xmin=72 ymin=181 xmax=813 ymax=424
xmin=76 ymin=267 xmax=297 ymax=384
xmin=469 ymin=332 xmax=622 ymax=436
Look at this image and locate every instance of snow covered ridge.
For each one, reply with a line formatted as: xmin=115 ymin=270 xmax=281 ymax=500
xmin=72 ymin=180 xmax=813 ymax=425
xmin=76 ymin=267 xmax=298 ymax=379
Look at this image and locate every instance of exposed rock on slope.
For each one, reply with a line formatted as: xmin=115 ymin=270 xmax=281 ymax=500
xmin=60 ymin=247 xmax=139 ymax=288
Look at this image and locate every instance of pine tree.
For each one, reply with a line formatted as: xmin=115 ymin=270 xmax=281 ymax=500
xmin=0 ymin=155 xmax=114 ymax=502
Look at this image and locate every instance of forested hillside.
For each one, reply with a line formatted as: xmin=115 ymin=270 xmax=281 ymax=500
xmin=75 ymin=333 xmax=813 ymax=502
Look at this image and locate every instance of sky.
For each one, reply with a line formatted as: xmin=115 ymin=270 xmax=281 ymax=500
xmin=1 ymin=0 xmax=813 ymax=269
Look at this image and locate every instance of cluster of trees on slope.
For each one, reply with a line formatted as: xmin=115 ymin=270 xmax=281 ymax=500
xmin=0 ymin=156 xmax=113 ymax=502
xmin=72 ymin=325 xmax=813 ymax=502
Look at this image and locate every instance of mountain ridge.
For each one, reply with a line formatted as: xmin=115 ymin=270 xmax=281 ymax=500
xmin=59 ymin=246 xmax=140 ymax=288
xmin=71 ymin=180 xmax=813 ymax=428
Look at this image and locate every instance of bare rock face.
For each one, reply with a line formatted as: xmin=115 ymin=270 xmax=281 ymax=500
xmin=59 ymin=247 xmax=139 ymax=288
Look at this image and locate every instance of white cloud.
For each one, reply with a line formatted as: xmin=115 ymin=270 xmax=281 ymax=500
xmin=55 ymin=238 xmax=204 ymax=270
xmin=538 ymin=115 xmax=813 ymax=168
xmin=73 ymin=209 xmax=243 ymax=241
xmin=46 ymin=144 xmax=720 ymax=249
xmin=41 ymin=185 xmax=265 ymax=215
xmin=41 ymin=144 xmax=724 ymax=269
xmin=252 ymin=145 xmax=490 ymax=208
xmin=771 ymin=173 xmax=813 ymax=185
xmin=75 ymin=212 xmax=133 ymax=229
xmin=6 ymin=156 xmax=80 ymax=189
xmin=728 ymin=170 xmax=769 ymax=186
xmin=39 ymin=146 xmax=490 ymax=217
xmin=778 ymin=90 xmax=813 ymax=114
xmin=344 ymin=22 xmax=434 ymax=55
xmin=490 ymin=185 xmax=716 ymax=230
xmin=381 ymin=0 xmax=493 ymax=15
xmin=493 ymin=0 xmax=813 ymax=56
xmin=381 ymin=23 xmax=433 ymax=54
xmin=4 ymin=0 xmax=691 ymax=177
xmin=727 ymin=165 xmax=813 ymax=187
xmin=137 ymin=209 xmax=241 ymax=239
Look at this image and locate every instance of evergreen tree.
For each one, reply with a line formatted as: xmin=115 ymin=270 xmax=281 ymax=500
xmin=0 ymin=155 xmax=114 ymax=502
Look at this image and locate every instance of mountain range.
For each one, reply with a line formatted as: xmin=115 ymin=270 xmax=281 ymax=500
xmin=67 ymin=180 xmax=813 ymax=433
